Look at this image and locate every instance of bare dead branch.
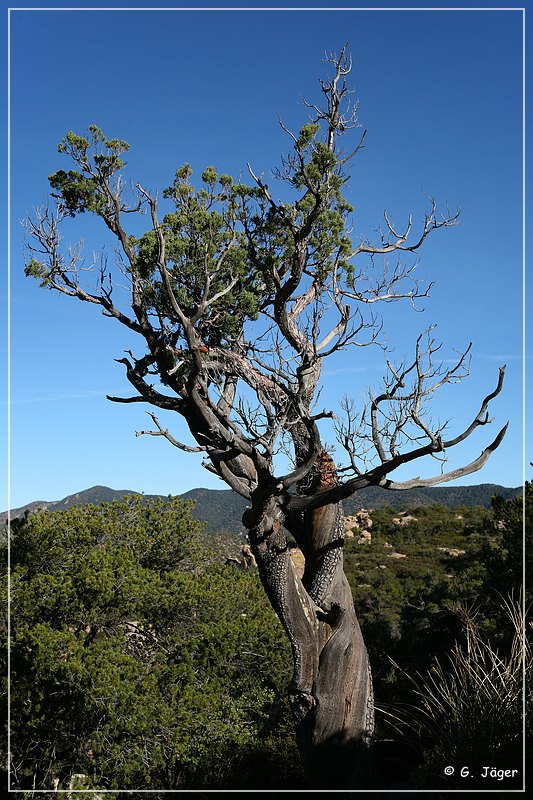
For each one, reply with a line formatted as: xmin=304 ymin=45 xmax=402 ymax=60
xmin=107 ymin=357 xmax=183 ymax=412
xmin=380 ymin=423 xmax=509 ymax=489
xmin=135 ymin=411 xmax=205 ymax=453
xmin=443 ymin=365 xmax=507 ymax=447
xmin=349 ymin=201 xmax=460 ymax=260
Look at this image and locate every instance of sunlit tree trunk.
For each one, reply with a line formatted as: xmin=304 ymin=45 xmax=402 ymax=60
xmin=246 ymin=454 xmax=374 ymax=789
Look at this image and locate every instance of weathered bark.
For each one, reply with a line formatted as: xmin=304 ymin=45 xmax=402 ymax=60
xmin=291 ymin=452 xmax=374 ymax=788
xmin=245 ymin=455 xmax=374 ymax=789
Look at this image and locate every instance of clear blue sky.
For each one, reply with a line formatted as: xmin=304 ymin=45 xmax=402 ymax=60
xmin=3 ymin=2 xmax=529 ymax=510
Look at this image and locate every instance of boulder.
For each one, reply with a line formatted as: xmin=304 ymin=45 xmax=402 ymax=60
xmin=437 ymin=546 xmax=466 ymax=558
xmin=344 ymin=509 xmax=373 ymax=537
xmin=392 ymin=513 xmax=417 ymax=526
xmin=225 ymin=543 xmax=257 ymax=570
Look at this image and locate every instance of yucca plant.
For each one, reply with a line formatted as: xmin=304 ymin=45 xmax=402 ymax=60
xmin=379 ymin=593 xmax=529 ymax=789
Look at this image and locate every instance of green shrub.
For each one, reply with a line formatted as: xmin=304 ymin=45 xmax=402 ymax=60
xmin=5 ymin=496 xmax=296 ymax=791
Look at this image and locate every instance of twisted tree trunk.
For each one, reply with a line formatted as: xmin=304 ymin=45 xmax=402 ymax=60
xmin=245 ymin=452 xmax=374 ymax=789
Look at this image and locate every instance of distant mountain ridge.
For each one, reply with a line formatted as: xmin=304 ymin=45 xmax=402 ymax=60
xmin=2 ymin=482 xmax=523 ymax=534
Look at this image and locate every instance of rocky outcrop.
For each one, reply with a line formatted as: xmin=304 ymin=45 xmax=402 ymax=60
xmin=437 ymin=546 xmax=466 ymax=557
xmin=344 ymin=510 xmax=373 ymax=543
xmin=225 ymin=543 xmax=257 ymax=570
xmin=392 ymin=512 xmax=417 ymax=526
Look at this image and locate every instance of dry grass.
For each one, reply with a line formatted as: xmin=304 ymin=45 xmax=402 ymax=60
xmin=378 ymin=592 xmax=529 ymax=788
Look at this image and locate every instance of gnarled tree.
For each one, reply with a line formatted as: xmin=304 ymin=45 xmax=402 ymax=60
xmin=23 ymin=48 xmax=506 ymax=789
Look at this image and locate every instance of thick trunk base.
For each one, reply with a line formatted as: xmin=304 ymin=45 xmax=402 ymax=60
xmin=245 ymin=487 xmax=374 ymax=790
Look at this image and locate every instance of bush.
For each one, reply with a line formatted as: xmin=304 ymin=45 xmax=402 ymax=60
xmin=5 ymin=496 xmax=298 ymax=791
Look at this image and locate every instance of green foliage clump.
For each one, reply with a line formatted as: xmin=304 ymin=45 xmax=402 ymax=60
xmin=49 ymin=127 xmax=130 ymax=217
xmin=135 ymin=160 xmax=264 ymax=347
xmin=30 ymin=111 xmax=362 ymax=354
xmin=479 ymin=480 xmax=532 ymax=607
xmin=4 ymin=496 xmax=298 ymax=791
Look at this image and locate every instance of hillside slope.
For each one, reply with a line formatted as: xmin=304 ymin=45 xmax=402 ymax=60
xmin=2 ymin=483 xmax=523 ymax=534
